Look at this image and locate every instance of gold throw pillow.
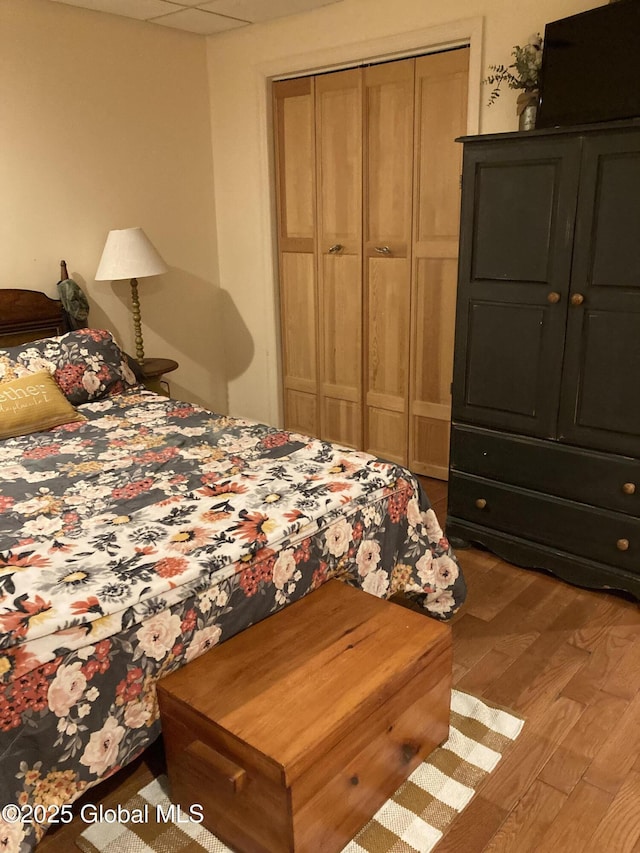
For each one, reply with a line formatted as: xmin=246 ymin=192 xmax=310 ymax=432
xmin=0 ymin=370 xmax=85 ymax=439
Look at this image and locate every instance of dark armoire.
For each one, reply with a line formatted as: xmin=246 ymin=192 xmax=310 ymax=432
xmin=446 ymin=120 xmax=640 ymax=598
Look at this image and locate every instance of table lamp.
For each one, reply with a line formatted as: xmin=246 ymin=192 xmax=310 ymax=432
xmin=95 ymin=227 xmax=168 ymax=365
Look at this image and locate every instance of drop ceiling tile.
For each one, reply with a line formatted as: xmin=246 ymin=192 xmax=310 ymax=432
xmin=199 ymin=0 xmax=339 ymax=23
xmin=49 ymin=0 xmax=179 ymax=20
xmin=151 ymin=7 xmax=249 ymax=32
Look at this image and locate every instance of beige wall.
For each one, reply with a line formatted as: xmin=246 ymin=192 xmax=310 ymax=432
xmin=206 ymin=0 xmax=601 ymax=426
xmin=0 ymin=0 xmax=225 ymax=412
xmin=1 ymin=0 xmax=603 ymax=426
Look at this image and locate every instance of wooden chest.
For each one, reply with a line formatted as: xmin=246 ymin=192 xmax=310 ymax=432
xmin=157 ymin=580 xmax=452 ymax=853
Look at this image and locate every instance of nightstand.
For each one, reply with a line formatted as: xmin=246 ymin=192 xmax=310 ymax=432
xmin=141 ymin=358 xmax=179 ymax=396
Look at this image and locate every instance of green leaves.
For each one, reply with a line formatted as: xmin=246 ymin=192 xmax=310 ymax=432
xmin=483 ymin=34 xmax=543 ymax=106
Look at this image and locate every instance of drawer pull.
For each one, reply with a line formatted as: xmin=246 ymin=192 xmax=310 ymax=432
xmin=623 ymin=483 xmax=636 ymax=495
xmin=547 ymin=291 xmax=561 ymax=304
xmin=475 ymin=498 xmax=487 ymax=510
xmin=616 ymin=539 xmax=630 ymax=552
xmin=184 ymin=740 xmax=247 ymax=794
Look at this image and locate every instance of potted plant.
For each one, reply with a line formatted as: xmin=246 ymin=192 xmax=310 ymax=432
xmin=484 ymin=34 xmax=543 ymax=129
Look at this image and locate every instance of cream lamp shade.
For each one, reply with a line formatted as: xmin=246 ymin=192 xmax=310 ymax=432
xmin=95 ymin=227 xmax=168 ymax=365
xmin=95 ymin=227 xmax=167 ymax=281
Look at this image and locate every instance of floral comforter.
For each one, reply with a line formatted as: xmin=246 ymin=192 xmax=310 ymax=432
xmin=0 ymin=389 xmax=465 ymax=852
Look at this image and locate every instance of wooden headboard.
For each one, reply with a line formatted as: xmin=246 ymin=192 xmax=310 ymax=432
xmin=0 ymin=288 xmax=67 ymax=347
xmin=0 ymin=270 xmax=144 ymax=381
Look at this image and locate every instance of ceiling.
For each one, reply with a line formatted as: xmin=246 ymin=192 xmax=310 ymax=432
xmin=47 ymin=0 xmax=343 ymax=35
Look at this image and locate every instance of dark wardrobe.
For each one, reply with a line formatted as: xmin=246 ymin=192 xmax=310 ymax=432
xmin=447 ymin=120 xmax=640 ymax=598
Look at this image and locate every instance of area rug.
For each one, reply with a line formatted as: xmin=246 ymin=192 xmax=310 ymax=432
xmin=76 ymin=690 xmax=523 ymax=853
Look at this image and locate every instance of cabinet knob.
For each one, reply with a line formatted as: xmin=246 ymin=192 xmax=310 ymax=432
xmin=374 ymin=246 xmax=392 ymax=255
xmin=547 ymin=291 xmax=561 ymax=304
xmin=475 ymin=498 xmax=487 ymax=510
xmin=328 ymin=243 xmax=343 ymax=254
xmin=622 ymin=482 xmax=636 ymax=495
xmin=616 ymin=538 xmax=630 ymax=552
xmin=570 ymin=293 xmax=585 ymax=306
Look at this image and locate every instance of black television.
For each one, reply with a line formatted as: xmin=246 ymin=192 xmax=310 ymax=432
xmin=536 ymin=0 xmax=640 ymax=129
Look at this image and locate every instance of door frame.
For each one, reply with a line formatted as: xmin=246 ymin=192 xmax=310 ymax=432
xmin=255 ymin=18 xmax=483 ymax=426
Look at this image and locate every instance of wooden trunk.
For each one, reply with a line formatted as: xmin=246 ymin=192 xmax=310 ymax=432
xmin=157 ymin=580 xmax=452 ymax=853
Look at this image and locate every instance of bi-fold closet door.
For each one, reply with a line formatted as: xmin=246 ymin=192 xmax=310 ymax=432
xmin=274 ymin=48 xmax=468 ymax=477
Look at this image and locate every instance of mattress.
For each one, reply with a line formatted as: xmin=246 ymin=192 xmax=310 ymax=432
xmin=0 ymin=388 xmax=465 ymax=850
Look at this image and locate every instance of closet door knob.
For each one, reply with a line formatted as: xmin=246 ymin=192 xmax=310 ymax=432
xmin=622 ymin=482 xmax=636 ymax=495
xmin=475 ymin=498 xmax=487 ymax=510
xmin=328 ymin=243 xmax=343 ymax=254
xmin=616 ymin=538 xmax=630 ymax=552
xmin=570 ymin=293 xmax=585 ymax=306
xmin=547 ymin=291 xmax=561 ymax=304
xmin=374 ymin=246 xmax=392 ymax=255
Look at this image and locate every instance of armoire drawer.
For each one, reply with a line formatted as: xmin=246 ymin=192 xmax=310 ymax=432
xmin=448 ymin=472 xmax=639 ymax=573
xmin=450 ymin=424 xmax=640 ymax=517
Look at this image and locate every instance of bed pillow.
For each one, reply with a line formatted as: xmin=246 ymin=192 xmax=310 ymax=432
xmin=0 ymin=329 xmax=138 ymax=405
xmin=0 ymin=353 xmax=34 ymax=382
xmin=0 ymin=370 xmax=85 ymax=439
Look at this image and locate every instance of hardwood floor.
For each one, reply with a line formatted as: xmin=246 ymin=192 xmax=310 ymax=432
xmin=423 ymin=476 xmax=640 ymax=853
xmin=39 ymin=477 xmax=640 ymax=852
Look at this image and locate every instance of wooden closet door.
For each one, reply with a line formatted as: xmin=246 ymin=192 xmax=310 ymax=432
xmin=363 ymin=60 xmax=415 ymax=465
xmin=316 ymin=69 xmax=363 ymax=448
xmin=410 ymin=48 xmax=469 ymax=479
xmin=273 ymin=78 xmax=318 ymax=436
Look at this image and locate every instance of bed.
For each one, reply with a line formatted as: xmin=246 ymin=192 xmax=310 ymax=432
xmin=0 ymin=287 xmax=466 ymax=853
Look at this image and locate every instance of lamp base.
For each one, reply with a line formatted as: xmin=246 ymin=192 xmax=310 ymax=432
xmin=130 ymin=277 xmax=145 ymax=364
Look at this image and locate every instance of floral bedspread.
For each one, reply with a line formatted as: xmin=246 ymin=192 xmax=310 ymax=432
xmin=0 ymin=389 xmax=465 ymax=852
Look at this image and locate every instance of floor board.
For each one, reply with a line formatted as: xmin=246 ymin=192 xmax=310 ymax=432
xmin=38 ymin=476 xmax=640 ymax=852
xmin=434 ymin=476 xmax=640 ymax=851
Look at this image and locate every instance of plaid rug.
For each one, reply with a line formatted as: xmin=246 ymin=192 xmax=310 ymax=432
xmin=77 ymin=690 xmax=523 ymax=853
